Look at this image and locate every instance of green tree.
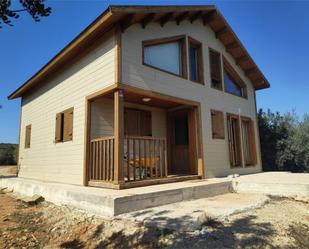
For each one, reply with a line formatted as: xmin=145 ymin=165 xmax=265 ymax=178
xmin=0 ymin=0 xmax=51 ymax=28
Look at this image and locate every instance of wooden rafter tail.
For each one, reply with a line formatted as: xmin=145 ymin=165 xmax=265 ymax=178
xmin=160 ymin=12 xmax=173 ymax=27
xmin=236 ymin=55 xmax=249 ymax=65
xmin=245 ymin=68 xmax=257 ymax=77
xmin=215 ymin=26 xmax=229 ymax=38
xmin=189 ymin=11 xmax=203 ymax=23
xmin=202 ymin=10 xmax=217 ymax=25
xmin=226 ymin=42 xmax=239 ymax=51
xmin=175 ymin=11 xmax=189 ymax=25
xmin=120 ymin=13 xmax=135 ymax=32
xmin=140 ymin=13 xmax=156 ymax=29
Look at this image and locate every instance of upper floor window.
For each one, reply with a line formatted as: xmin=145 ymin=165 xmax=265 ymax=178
xmin=143 ymin=35 xmax=187 ymax=78
xmin=188 ymin=37 xmax=204 ymax=84
xmin=223 ymin=58 xmax=247 ymax=98
xmin=25 ymin=124 xmax=31 ymax=149
xmin=209 ymin=48 xmax=222 ymax=90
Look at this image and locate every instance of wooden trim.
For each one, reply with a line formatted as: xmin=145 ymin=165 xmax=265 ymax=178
xmin=223 ymin=56 xmax=247 ymax=99
xmin=86 ymin=83 xmax=118 ymax=100
xmin=188 ymin=36 xmax=204 ymax=84
xmin=142 ymin=35 xmax=187 ymax=79
xmin=254 ymin=91 xmax=262 ymax=167
xmin=240 ymin=116 xmax=257 ymax=167
xmin=208 ymin=47 xmax=223 ymax=91
xmin=114 ymin=25 xmax=122 ymax=84
xmin=83 ymin=99 xmax=91 ymax=186
xmin=114 ymin=90 xmax=124 ymax=184
xmin=196 ymin=104 xmax=205 ymax=177
xmin=88 ymin=180 xmax=121 ymax=189
xmin=118 ymin=83 xmax=199 ymax=107
xmin=188 ymin=108 xmax=198 ymax=175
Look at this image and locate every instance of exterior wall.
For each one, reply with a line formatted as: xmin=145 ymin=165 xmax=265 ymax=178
xmin=121 ymin=20 xmax=263 ymax=178
xmin=18 ymin=34 xmax=116 ymax=185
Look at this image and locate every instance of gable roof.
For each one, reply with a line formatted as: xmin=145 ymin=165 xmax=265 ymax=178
xmin=8 ymin=5 xmax=269 ymax=100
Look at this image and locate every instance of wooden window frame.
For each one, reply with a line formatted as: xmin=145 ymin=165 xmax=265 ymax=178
xmin=209 ymin=48 xmax=223 ymax=91
xmin=226 ymin=113 xmax=243 ymax=168
xmin=223 ymin=57 xmax=247 ymax=99
xmin=188 ymin=36 xmax=204 ymax=84
xmin=241 ymin=116 xmax=257 ymax=167
xmin=210 ymin=109 xmax=225 ymax=139
xmin=55 ymin=107 xmax=74 ymax=143
xmin=142 ymin=35 xmax=187 ymax=79
xmin=24 ymin=124 xmax=31 ymax=149
xmin=124 ymin=108 xmax=152 ymax=137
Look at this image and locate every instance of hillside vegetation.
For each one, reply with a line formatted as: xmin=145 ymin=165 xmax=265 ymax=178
xmin=0 ymin=143 xmax=17 ymax=165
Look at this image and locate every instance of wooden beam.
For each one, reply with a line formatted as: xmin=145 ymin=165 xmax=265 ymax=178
xmin=190 ymin=11 xmax=203 ymax=23
xmin=226 ymin=42 xmax=239 ymax=51
xmin=215 ymin=26 xmax=229 ymax=38
xmin=160 ymin=12 xmax=173 ymax=27
xmin=245 ymin=68 xmax=256 ymax=77
xmin=236 ymin=55 xmax=249 ymax=65
xmin=114 ymin=25 xmax=121 ymax=83
xmin=114 ymin=90 xmax=124 ymax=184
xmin=140 ymin=13 xmax=156 ymax=28
xmin=176 ymin=11 xmax=189 ymax=25
xmin=120 ymin=14 xmax=135 ymax=32
xmin=202 ymin=10 xmax=217 ymax=25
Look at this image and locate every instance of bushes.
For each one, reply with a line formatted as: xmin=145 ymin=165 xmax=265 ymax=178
xmin=0 ymin=143 xmax=17 ymax=165
xmin=258 ymin=109 xmax=309 ymax=172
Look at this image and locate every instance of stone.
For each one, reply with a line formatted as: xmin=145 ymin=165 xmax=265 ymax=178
xmin=21 ymin=195 xmax=44 ymax=205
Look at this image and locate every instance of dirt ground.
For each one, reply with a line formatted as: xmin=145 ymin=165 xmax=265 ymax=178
xmin=0 ymin=192 xmax=308 ymax=249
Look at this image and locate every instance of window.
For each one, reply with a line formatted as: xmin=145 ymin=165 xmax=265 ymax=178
xmin=223 ymin=58 xmax=247 ymax=98
xmin=211 ymin=110 xmax=224 ymax=139
xmin=143 ymin=35 xmax=187 ymax=78
xmin=241 ymin=117 xmax=257 ymax=166
xmin=25 ymin=125 xmax=31 ymax=149
xmin=188 ymin=37 xmax=204 ymax=84
xmin=55 ymin=107 xmax=74 ymax=143
xmin=209 ymin=48 xmax=222 ymax=90
xmin=124 ymin=108 xmax=152 ymax=136
xmin=227 ymin=114 xmax=242 ymax=167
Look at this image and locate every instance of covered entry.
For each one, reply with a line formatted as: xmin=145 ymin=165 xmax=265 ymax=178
xmin=85 ymin=84 xmax=204 ymax=189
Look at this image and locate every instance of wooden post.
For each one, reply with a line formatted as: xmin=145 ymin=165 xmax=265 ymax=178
xmin=114 ymin=90 xmax=124 ymax=184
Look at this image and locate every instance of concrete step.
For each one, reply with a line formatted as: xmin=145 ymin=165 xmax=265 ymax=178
xmin=0 ymin=177 xmax=232 ymax=217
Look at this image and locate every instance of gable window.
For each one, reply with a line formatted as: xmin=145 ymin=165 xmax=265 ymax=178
xmin=25 ymin=124 xmax=31 ymax=149
xmin=124 ymin=108 xmax=152 ymax=136
xmin=188 ymin=37 xmax=204 ymax=84
xmin=227 ymin=113 xmax=242 ymax=167
xmin=55 ymin=107 xmax=74 ymax=143
xmin=241 ymin=117 xmax=257 ymax=166
xmin=211 ymin=110 xmax=225 ymax=139
xmin=223 ymin=58 xmax=247 ymax=98
xmin=143 ymin=35 xmax=187 ymax=78
xmin=209 ymin=48 xmax=222 ymax=90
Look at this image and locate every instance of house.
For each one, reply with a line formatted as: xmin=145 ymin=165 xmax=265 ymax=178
xmin=8 ymin=5 xmax=269 ymax=189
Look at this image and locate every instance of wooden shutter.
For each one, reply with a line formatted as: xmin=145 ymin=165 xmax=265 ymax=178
xmin=211 ymin=110 xmax=224 ymax=139
xmin=140 ymin=110 xmax=152 ymax=136
xmin=25 ymin=125 xmax=31 ymax=148
xmin=209 ymin=49 xmax=222 ymax=90
xmin=63 ymin=108 xmax=74 ymax=142
xmin=55 ymin=113 xmax=63 ymax=142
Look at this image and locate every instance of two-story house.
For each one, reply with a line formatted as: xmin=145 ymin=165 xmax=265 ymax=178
xmin=8 ymin=5 xmax=270 ymax=189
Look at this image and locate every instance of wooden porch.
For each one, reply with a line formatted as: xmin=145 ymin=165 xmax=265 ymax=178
xmin=85 ymin=84 xmax=204 ymax=189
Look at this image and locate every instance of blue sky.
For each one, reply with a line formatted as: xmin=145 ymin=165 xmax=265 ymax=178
xmin=1 ymin=0 xmax=308 ymax=143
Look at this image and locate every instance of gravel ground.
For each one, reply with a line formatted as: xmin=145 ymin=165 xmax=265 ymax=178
xmin=0 ymin=191 xmax=308 ymax=249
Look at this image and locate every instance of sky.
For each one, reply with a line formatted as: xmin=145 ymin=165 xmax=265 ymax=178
xmin=0 ymin=0 xmax=308 ymax=143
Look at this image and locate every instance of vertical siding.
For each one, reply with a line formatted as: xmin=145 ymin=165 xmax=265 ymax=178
xmin=18 ymin=35 xmax=116 ymax=185
xmin=121 ymin=20 xmax=262 ymax=178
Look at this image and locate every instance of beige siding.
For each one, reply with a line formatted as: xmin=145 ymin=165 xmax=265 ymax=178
xmin=121 ymin=20 xmax=262 ymax=178
xmin=18 ymin=35 xmax=116 ymax=185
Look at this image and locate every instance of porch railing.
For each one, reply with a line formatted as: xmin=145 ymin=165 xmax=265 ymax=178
xmin=124 ymin=136 xmax=167 ymax=182
xmin=89 ymin=136 xmax=167 ymax=184
xmin=89 ymin=136 xmax=115 ymax=182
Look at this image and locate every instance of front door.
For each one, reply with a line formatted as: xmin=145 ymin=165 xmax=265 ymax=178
xmin=170 ymin=110 xmax=190 ymax=174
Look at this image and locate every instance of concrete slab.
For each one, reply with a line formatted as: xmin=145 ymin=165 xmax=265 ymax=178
xmin=119 ymin=193 xmax=269 ymax=232
xmin=0 ymin=177 xmax=231 ymax=217
xmin=232 ymin=172 xmax=309 ymax=197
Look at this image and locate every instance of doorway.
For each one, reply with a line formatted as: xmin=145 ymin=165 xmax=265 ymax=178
xmin=168 ymin=108 xmax=198 ymax=175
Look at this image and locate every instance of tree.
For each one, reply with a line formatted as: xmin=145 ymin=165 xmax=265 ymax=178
xmin=0 ymin=0 xmax=51 ymax=28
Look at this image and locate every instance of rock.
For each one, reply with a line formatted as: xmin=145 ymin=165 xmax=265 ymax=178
xmin=20 ymin=195 xmax=44 ymax=205
xmin=22 ymin=236 xmax=27 ymax=241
